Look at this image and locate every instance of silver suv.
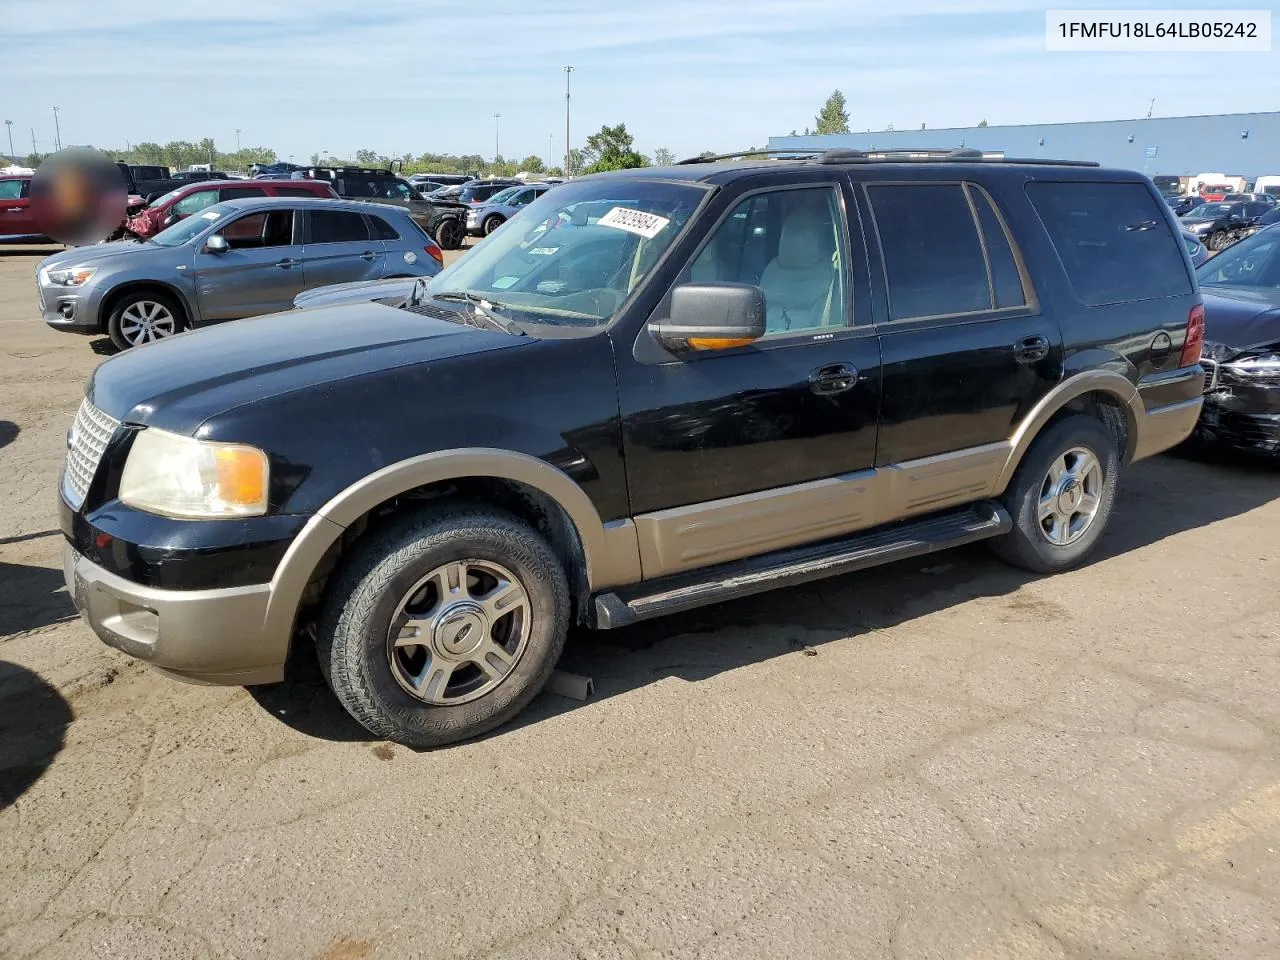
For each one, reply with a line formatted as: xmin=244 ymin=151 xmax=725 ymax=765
xmin=37 ymin=197 xmax=443 ymax=350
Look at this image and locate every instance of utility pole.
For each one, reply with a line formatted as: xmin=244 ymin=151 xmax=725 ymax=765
xmin=4 ymin=120 xmax=13 ymax=161
xmin=548 ymin=133 xmax=553 ymax=170
xmin=52 ymin=106 xmax=62 ymax=151
xmin=235 ymin=128 xmax=241 ymax=152
xmin=563 ymin=66 xmax=574 ymax=177
xmin=493 ymin=113 xmax=501 ymax=162
xmin=31 ymin=128 xmax=37 ymax=158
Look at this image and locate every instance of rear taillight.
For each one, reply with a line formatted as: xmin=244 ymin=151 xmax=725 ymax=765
xmin=425 ymin=243 xmax=443 ymax=265
xmin=1180 ymin=303 xmax=1205 ymax=367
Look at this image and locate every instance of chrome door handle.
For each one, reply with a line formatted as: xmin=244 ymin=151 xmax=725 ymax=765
xmin=808 ymin=363 xmax=857 ymax=396
xmin=276 ymin=258 xmax=300 ymax=268
xmin=359 ymin=250 xmax=376 ymax=261
xmin=4 ymin=207 xmax=22 ymax=212
xmin=1013 ymin=335 xmax=1050 ymax=364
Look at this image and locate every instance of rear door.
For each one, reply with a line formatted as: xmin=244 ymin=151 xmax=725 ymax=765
xmin=0 ymin=178 xmax=36 ymax=236
xmin=860 ymin=178 xmax=1063 ymax=466
xmin=300 ymin=208 xmax=384 ymax=288
xmin=192 ymin=209 xmax=304 ymax=321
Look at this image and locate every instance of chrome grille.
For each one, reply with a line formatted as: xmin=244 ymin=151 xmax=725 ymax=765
xmin=62 ymin=399 xmax=120 ymax=509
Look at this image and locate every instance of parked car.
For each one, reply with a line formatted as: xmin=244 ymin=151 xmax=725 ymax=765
xmin=168 ymin=171 xmax=233 ymax=184
xmin=114 ymin=163 xmax=210 ymax=205
xmin=294 ymin=166 xmax=470 ymax=250
xmin=1166 ymin=194 xmax=1205 ymax=217
xmin=410 ymin=173 xmax=473 ymax=187
xmin=1223 ymin=192 xmax=1277 ymax=206
xmin=121 ymin=178 xmax=337 ymax=239
xmin=1193 ymin=225 xmax=1280 ymax=455
xmin=56 ymin=151 xmax=1206 ymax=747
xmin=1180 ymin=200 xmax=1271 ymax=251
xmin=1253 ymin=175 xmax=1280 ymax=199
xmin=0 ymin=173 xmax=50 ymax=242
xmin=466 ymin=182 xmax=552 ymax=236
xmin=251 ymin=162 xmax=304 ymax=178
xmin=37 ymin=197 xmax=443 ymax=349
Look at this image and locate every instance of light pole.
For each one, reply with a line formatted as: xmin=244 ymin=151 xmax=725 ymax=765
xmin=4 ymin=120 xmax=13 ymax=162
xmin=235 ymin=128 xmax=241 ymax=153
xmin=492 ymin=113 xmax=501 ymax=163
xmin=563 ymin=66 xmax=574 ymax=177
xmin=52 ymin=106 xmax=61 ymax=152
xmin=548 ymin=133 xmax=553 ymax=171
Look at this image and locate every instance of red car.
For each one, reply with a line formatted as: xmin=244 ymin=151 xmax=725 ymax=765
xmin=122 ymin=178 xmax=338 ymax=238
xmin=0 ymin=175 xmax=46 ymax=242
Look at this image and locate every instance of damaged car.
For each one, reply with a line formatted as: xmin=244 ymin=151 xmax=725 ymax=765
xmin=1194 ymin=224 xmax=1280 ymax=455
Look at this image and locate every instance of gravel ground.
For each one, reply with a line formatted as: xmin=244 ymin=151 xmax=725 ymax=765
xmin=1 ymin=242 xmax=1279 ymax=960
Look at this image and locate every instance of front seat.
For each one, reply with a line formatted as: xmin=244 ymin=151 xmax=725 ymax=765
xmin=759 ymin=207 xmax=837 ymax=333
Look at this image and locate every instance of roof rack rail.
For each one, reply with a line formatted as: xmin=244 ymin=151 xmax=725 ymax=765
xmin=819 ymin=147 xmax=1099 ymax=167
xmin=675 ymin=149 xmax=819 ymax=164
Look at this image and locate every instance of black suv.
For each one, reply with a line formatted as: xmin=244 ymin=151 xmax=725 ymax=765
xmin=60 ymin=149 xmax=1205 ymax=746
xmin=296 ymin=166 xmax=470 ymax=249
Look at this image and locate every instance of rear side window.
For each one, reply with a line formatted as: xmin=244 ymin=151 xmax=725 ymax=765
xmin=869 ymin=184 xmax=990 ymax=320
xmin=273 ymin=186 xmax=324 ymax=197
xmin=220 ymin=187 xmax=266 ymax=201
xmin=1027 ymin=182 xmax=1191 ymax=305
xmin=309 ymin=209 xmax=371 ymax=244
xmin=335 ymin=178 xmax=377 ymax=198
xmin=369 ymin=215 xmax=399 ymax=240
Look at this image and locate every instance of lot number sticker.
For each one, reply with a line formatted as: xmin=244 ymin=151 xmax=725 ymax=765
xmin=597 ymin=207 xmax=671 ymax=239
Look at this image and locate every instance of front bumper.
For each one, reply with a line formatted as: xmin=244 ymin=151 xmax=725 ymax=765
xmin=38 ymin=279 xmax=103 ymax=333
xmin=1197 ymin=358 xmax=1280 ymax=454
xmin=65 ymin=540 xmax=284 ymax=686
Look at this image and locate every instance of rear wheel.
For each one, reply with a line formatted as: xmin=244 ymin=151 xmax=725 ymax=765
xmin=435 ymin=218 xmax=463 ymax=250
xmin=989 ymin=414 xmax=1119 ymax=574
xmin=482 ymin=215 xmax=505 ymax=236
xmin=316 ymin=508 xmax=569 ymax=748
xmin=106 ymin=291 xmax=183 ymax=350
xmin=1208 ymin=230 xmax=1228 ymax=251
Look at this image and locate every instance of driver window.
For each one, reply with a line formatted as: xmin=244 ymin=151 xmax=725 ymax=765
xmin=220 ymin=211 xmax=295 ymax=249
xmin=688 ymin=187 xmax=849 ymax=336
xmin=173 ymin=191 xmax=217 ymax=216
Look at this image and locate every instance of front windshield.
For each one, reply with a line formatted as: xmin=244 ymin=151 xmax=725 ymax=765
xmin=150 ymin=188 xmax=182 ymax=208
xmin=1197 ymin=228 xmax=1280 ymax=289
xmin=486 ymin=186 xmax=521 ymax=205
xmin=1185 ymin=203 xmax=1236 ymax=220
xmin=425 ymin=177 xmax=709 ymax=327
xmin=150 ymin=205 xmax=227 ymax=246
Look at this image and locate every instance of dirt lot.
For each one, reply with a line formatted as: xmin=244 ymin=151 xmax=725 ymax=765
xmin=1 ymin=243 xmax=1278 ymax=960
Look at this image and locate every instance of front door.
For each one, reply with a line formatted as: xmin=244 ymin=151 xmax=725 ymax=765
xmin=616 ymin=178 xmax=882 ymax=578
xmin=858 ymin=179 xmax=1063 ymax=467
xmin=0 ymin=178 xmax=36 ymax=237
xmin=300 ymin=209 xmax=385 ymax=288
xmin=192 ymin=208 xmax=305 ymax=321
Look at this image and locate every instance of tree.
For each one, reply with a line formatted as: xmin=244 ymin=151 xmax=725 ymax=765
xmin=814 ymin=90 xmax=851 ymax=135
xmin=885 ymin=122 xmax=895 ymax=131
xmin=519 ymin=155 xmax=546 ymax=173
xmin=977 ymin=119 xmax=989 ymax=128
xmin=355 ymin=148 xmax=381 ymax=166
xmin=580 ymin=123 xmax=646 ymax=173
xmin=546 ymin=166 xmax=564 ymax=178
xmin=652 ymin=147 xmax=676 ymax=166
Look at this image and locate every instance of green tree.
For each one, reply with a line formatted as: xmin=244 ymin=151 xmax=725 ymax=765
xmin=546 ymin=166 xmax=564 ymax=178
xmin=977 ymin=119 xmax=989 ymax=128
xmin=652 ymin=147 xmax=676 ymax=166
xmin=519 ymin=155 xmax=546 ymax=173
xmin=815 ymin=90 xmax=850 ymax=135
xmin=580 ymin=123 xmax=646 ymax=173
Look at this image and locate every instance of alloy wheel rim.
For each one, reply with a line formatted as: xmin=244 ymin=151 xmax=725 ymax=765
xmin=119 ymin=300 xmax=176 ymax=345
xmin=1038 ymin=446 xmax=1103 ymax=546
xmin=386 ymin=558 xmax=531 ymax=705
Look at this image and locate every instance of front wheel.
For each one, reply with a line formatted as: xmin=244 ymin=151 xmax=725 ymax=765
xmin=989 ymin=414 xmax=1119 ymax=574
xmin=316 ymin=508 xmax=570 ymax=748
xmin=482 ymin=215 xmax=505 ymax=236
xmin=1208 ymin=230 xmax=1228 ymax=251
xmin=106 ymin=291 xmax=183 ymax=350
xmin=435 ymin=218 xmax=463 ymax=250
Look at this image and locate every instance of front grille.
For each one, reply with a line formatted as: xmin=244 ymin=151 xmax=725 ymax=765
xmin=62 ymin=399 xmax=120 ymax=509
xmin=1201 ymin=358 xmax=1220 ymax=393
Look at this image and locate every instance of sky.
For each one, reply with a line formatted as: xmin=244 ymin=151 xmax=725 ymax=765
xmin=4 ymin=0 xmax=1278 ymax=164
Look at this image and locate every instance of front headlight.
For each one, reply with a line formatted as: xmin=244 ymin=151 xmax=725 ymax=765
xmin=41 ymin=266 xmax=97 ymax=287
xmin=119 ymin=428 xmax=270 ymax=518
xmin=1228 ymin=353 xmax=1280 ymax=375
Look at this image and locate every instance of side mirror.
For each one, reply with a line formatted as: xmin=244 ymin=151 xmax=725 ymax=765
xmin=651 ymin=282 xmax=766 ymax=351
xmin=204 ymin=234 xmax=229 ymax=254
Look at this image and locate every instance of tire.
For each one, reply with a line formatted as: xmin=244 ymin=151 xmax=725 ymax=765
xmin=1208 ymin=230 xmax=1228 ymax=251
xmin=315 ymin=507 xmax=570 ymax=748
xmin=482 ymin=215 xmax=505 ymax=236
xmin=106 ymin=290 xmax=184 ymax=350
xmin=435 ymin=218 xmax=463 ymax=250
xmin=989 ymin=414 xmax=1120 ymax=575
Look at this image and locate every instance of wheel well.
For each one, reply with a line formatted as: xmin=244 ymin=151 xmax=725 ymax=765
xmin=100 ymin=282 xmax=191 ymax=332
xmin=1052 ymin=390 xmax=1135 ymax=462
xmin=298 ymin=476 xmax=592 ymax=629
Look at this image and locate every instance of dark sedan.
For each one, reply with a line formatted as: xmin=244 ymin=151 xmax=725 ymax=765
xmin=1166 ymin=194 xmax=1205 ymax=217
xmin=1181 ymin=200 xmax=1271 ymax=251
xmin=1193 ymin=225 xmax=1280 ymax=455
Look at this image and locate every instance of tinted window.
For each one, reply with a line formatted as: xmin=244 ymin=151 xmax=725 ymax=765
xmin=220 ymin=187 xmax=266 ymax=201
xmin=172 ymin=190 xmax=220 ymax=215
xmin=1028 ymin=182 xmax=1191 ymax=305
xmin=1245 ymin=203 xmax=1269 ymax=218
xmin=309 ymin=209 xmax=370 ymax=244
xmin=221 ymin=211 xmax=294 ymax=249
xmin=870 ymin=183 xmax=989 ymax=320
xmin=0 ymin=180 xmax=22 ymax=200
xmin=691 ymin=186 xmax=848 ymax=335
xmin=1197 ymin=229 xmax=1280 ymax=290
xmin=274 ymin=186 xmax=322 ymax=197
xmin=970 ymin=186 xmax=1028 ymax=309
xmin=369 ymin=215 xmax=399 ymax=241
xmin=335 ymin=178 xmax=376 ymax=198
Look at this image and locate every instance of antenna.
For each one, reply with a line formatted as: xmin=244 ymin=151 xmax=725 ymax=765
xmin=1146 ymin=98 xmax=1155 ymax=119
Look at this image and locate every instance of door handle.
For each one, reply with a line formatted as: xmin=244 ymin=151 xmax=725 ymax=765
xmin=359 ymin=250 xmax=376 ymax=261
xmin=808 ymin=363 xmax=857 ymax=396
xmin=1013 ymin=335 xmax=1050 ymax=364
xmin=4 ymin=207 xmax=22 ymax=212
xmin=276 ymin=258 xmax=300 ymax=268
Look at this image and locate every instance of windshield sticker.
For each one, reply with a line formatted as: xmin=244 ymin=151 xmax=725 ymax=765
xmin=596 ymin=207 xmax=670 ymax=239
xmin=200 ymin=211 xmax=222 ymax=220
xmin=491 ymin=276 xmax=519 ymax=289
xmin=528 ymin=246 xmax=559 ymax=256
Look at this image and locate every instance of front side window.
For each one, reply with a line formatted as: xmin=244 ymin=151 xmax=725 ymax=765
xmin=309 ymin=209 xmax=371 ymax=244
xmin=425 ymin=177 xmax=708 ymax=328
xmin=0 ymin=180 xmax=22 ymax=200
xmin=689 ymin=186 xmax=848 ymax=335
xmin=152 ymin=206 xmax=229 ymax=247
xmin=220 ymin=210 xmax=295 ymax=249
xmin=172 ymin=190 xmax=220 ymax=216
xmin=870 ymin=183 xmax=990 ymax=320
xmin=1197 ymin=229 xmax=1280 ymax=289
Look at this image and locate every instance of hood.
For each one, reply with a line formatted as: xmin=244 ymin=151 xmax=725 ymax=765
xmin=40 ymin=240 xmax=155 ymax=269
xmin=293 ymin=276 xmax=418 ymax=309
xmin=1200 ymin=287 xmax=1280 ymax=353
xmin=86 ymin=300 xmax=530 ymax=434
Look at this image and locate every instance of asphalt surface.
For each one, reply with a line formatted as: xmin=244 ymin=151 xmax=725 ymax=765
xmin=1 ymin=242 xmax=1278 ymax=960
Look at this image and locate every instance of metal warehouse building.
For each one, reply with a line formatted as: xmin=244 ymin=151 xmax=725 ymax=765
xmin=767 ymin=112 xmax=1280 ymax=178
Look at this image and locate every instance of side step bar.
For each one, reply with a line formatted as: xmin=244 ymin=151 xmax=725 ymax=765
xmin=592 ymin=501 xmax=1011 ymax=629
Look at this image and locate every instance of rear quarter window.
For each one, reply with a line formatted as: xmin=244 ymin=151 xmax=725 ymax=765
xmin=1028 ymin=181 xmax=1191 ymax=306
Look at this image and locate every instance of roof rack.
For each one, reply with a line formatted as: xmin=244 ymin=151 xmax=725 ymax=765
xmin=303 ymin=166 xmax=398 ymax=179
xmin=675 ymin=149 xmax=819 ymax=164
xmin=677 ymin=147 xmax=1100 ymax=168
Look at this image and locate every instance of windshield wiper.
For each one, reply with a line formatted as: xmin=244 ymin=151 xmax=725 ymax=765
xmin=431 ymin=291 xmax=522 ymax=334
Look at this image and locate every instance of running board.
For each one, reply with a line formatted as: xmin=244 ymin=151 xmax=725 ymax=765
xmin=592 ymin=502 xmax=1011 ymax=629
